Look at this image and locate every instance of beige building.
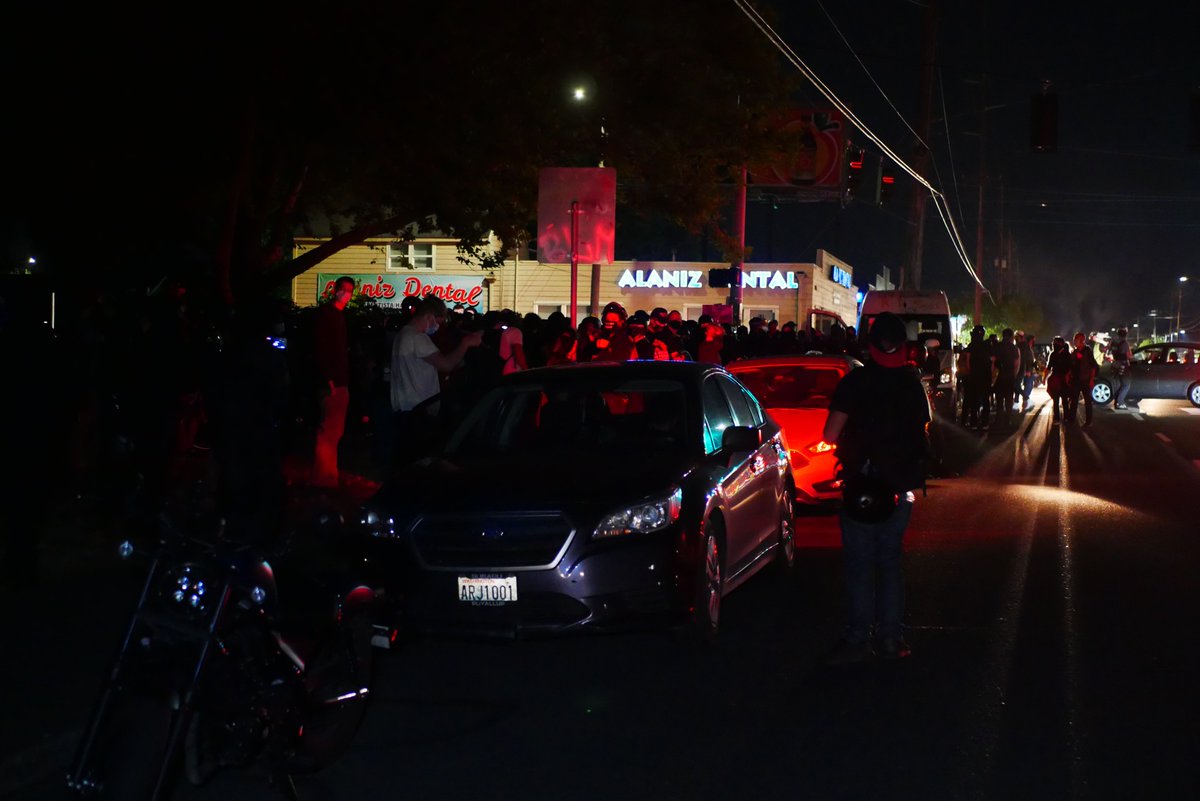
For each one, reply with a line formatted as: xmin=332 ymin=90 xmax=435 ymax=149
xmin=292 ymin=238 xmax=859 ymax=328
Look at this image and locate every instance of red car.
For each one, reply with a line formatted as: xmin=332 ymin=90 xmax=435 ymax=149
xmin=727 ymin=355 xmax=861 ymax=504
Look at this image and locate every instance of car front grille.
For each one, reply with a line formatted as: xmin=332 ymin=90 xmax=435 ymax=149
xmin=410 ymin=513 xmax=575 ymax=570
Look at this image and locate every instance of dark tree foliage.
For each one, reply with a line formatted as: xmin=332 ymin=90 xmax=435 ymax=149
xmin=8 ymin=0 xmax=798 ymax=304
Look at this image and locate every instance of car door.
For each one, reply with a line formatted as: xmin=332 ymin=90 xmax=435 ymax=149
xmin=1127 ymin=346 xmax=1157 ymax=398
xmin=715 ymin=374 xmax=780 ymax=563
xmin=700 ymin=375 xmax=758 ymax=571
xmin=1155 ymin=346 xmax=1195 ymax=400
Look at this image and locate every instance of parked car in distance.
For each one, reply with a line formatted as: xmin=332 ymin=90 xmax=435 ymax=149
xmin=727 ymin=354 xmax=860 ymax=504
xmin=355 ymin=361 xmax=796 ymax=638
xmin=1092 ymin=341 xmax=1200 ymax=407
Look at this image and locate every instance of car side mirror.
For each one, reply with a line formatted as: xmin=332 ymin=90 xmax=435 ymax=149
xmin=721 ymin=426 xmax=761 ymax=454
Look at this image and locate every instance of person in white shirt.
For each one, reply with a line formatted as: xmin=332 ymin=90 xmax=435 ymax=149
xmin=389 ymin=297 xmax=481 ymax=454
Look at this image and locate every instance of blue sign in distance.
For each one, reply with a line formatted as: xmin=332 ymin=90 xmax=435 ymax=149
xmin=830 ymin=264 xmax=853 ymax=289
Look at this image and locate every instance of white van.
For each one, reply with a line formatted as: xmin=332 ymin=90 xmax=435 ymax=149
xmin=858 ymin=289 xmax=956 ymax=391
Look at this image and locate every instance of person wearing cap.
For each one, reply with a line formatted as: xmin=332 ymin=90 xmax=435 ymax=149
xmin=1110 ymin=327 xmax=1132 ymax=409
xmin=624 ymin=311 xmax=656 ymax=360
xmin=821 ymin=312 xmax=931 ymax=664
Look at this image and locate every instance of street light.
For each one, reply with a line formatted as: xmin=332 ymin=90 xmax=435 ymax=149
xmin=572 ymin=87 xmax=586 ymax=101
xmin=1177 ymin=276 xmax=1188 ymax=335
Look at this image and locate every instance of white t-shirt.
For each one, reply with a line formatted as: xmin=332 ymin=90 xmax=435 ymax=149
xmin=499 ymin=327 xmax=524 ymax=375
xmin=391 ymin=326 xmax=441 ymax=412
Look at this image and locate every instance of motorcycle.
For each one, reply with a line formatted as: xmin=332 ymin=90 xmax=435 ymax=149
xmin=67 ymin=510 xmax=389 ymax=800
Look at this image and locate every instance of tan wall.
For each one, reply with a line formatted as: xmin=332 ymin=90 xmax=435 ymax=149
xmin=290 ymin=238 xmax=859 ymax=325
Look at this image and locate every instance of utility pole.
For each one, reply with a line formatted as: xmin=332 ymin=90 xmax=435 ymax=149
xmin=973 ymin=78 xmax=988 ymax=326
xmin=731 ymin=165 xmax=747 ymax=324
xmin=903 ymin=0 xmax=940 ymax=291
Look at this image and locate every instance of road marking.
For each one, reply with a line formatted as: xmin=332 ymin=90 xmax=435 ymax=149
xmin=1183 ymin=408 xmax=1200 ymax=415
xmin=1131 ymin=413 xmax=1145 ymax=421
xmin=1156 ymin=432 xmax=1172 ymax=443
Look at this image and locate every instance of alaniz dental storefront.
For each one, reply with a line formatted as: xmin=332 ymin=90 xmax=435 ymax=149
xmin=291 ymin=239 xmax=859 ymax=328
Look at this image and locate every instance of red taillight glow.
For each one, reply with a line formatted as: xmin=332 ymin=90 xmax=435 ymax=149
xmin=807 ymin=440 xmax=836 ymax=454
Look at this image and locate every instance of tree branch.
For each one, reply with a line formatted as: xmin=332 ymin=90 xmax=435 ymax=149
xmin=252 ymin=213 xmax=410 ymax=296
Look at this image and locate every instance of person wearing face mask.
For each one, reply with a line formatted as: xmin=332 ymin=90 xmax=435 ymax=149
xmin=390 ymin=296 xmax=482 ymax=455
xmin=594 ymin=301 xmax=633 ymax=362
xmin=647 ymin=307 xmax=683 ymax=360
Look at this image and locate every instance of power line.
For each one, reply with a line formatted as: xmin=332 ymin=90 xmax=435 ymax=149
xmin=732 ymin=0 xmax=985 ymax=291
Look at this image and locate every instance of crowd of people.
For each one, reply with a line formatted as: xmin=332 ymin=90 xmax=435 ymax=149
xmin=956 ymin=324 xmax=1118 ymax=429
xmin=324 ymin=290 xmax=864 ymax=479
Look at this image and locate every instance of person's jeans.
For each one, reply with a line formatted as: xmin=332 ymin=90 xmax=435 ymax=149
xmin=839 ymin=497 xmax=914 ymax=643
xmin=1065 ymin=385 xmax=1093 ymax=425
xmin=1022 ymin=374 xmax=1035 ymax=404
xmin=313 ymin=386 xmax=349 ymax=488
xmin=1115 ymin=370 xmax=1131 ymax=406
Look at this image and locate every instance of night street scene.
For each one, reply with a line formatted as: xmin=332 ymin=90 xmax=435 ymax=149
xmin=3 ymin=1 xmax=1200 ymax=799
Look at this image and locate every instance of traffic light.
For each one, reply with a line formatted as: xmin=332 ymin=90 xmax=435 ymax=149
xmin=1030 ymin=88 xmax=1058 ymax=152
xmin=844 ymin=146 xmax=865 ymax=202
xmin=874 ymin=158 xmax=895 ymax=205
xmin=708 ymin=267 xmax=741 ymax=288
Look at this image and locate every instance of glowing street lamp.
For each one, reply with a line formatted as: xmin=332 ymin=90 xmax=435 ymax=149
xmin=573 ymin=87 xmax=587 ymax=101
xmin=1177 ymin=276 xmax=1189 ymax=334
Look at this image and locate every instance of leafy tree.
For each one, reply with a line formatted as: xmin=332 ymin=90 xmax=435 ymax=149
xmin=948 ymin=291 xmax=1052 ymax=343
xmin=19 ymin=1 xmax=800 ymax=305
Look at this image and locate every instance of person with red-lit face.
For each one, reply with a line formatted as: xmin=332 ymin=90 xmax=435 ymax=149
xmin=594 ymin=302 xmax=631 ymax=361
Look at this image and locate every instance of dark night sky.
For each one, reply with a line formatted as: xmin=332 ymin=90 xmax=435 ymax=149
xmin=751 ymin=1 xmax=1200 ymax=335
xmin=3 ymin=1 xmax=1197 ymax=336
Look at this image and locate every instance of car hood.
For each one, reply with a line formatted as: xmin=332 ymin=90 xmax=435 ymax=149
xmin=372 ymin=451 xmax=701 ymax=518
xmin=766 ymin=407 xmax=830 ymax=451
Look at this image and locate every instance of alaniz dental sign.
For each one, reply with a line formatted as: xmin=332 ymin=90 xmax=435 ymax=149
xmin=617 ymin=269 xmax=802 ymax=290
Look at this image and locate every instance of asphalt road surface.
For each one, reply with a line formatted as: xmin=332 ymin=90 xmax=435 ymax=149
xmin=4 ymin=388 xmax=1198 ymax=800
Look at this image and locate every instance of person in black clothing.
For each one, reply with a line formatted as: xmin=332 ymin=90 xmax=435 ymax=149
xmin=964 ymin=325 xmax=994 ymax=429
xmin=822 ymin=312 xmax=931 ymax=664
xmin=1066 ymin=331 xmax=1099 ymax=427
xmin=993 ymin=328 xmax=1021 ymax=426
xmin=1045 ymin=335 xmax=1073 ymax=423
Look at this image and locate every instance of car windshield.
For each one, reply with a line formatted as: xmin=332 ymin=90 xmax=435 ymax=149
xmin=731 ymin=365 xmax=843 ymax=409
xmin=861 ymin=314 xmax=950 ymax=348
xmin=446 ymin=377 xmax=693 ymax=455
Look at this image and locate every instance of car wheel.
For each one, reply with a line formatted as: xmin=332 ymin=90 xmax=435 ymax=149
xmin=775 ymin=497 xmax=795 ymax=571
xmin=688 ymin=519 xmax=724 ymax=638
xmin=1189 ymin=383 xmax=1200 ymax=408
xmin=1091 ymin=381 xmax=1112 ymax=404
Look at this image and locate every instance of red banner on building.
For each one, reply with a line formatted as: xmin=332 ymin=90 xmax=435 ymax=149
xmin=318 ymin=274 xmax=486 ymax=312
xmin=537 ymin=168 xmax=616 ymax=265
xmin=748 ymin=109 xmax=844 ymax=188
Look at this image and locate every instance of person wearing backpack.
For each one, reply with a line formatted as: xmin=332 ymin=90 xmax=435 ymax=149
xmin=822 ymin=311 xmax=931 ymax=664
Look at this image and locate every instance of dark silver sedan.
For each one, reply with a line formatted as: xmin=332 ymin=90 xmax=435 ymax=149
xmin=1092 ymin=342 xmax=1200 ymax=407
xmin=355 ymin=361 xmax=796 ymax=638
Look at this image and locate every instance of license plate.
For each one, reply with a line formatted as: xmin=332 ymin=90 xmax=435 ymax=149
xmin=457 ymin=576 xmax=518 ymax=605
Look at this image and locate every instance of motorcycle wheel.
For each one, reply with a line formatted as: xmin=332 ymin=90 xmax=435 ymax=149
xmin=86 ymin=693 xmax=178 ymax=800
xmin=288 ymin=619 xmax=375 ymax=772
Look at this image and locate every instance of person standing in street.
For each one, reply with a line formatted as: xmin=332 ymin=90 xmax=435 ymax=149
xmin=993 ymin=328 xmax=1021 ymax=426
xmin=964 ymin=325 xmax=993 ymax=429
xmin=1066 ymin=331 xmax=1099 ymax=427
xmin=312 ymin=275 xmax=354 ymax=489
xmin=1110 ymin=327 xmax=1133 ymax=409
xmin=1016 ymin=331 xmax=1036 ymax=413
xmin=822 ymin=312 xmax=932 ymax=664
xmin=1045 ymin=336 xmax=1072 ymax=424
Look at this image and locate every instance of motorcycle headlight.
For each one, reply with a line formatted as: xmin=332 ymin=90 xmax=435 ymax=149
xmin=594 ymin=488 xmax=683 ymax=539
xmin=161 ymin=564 xmax=213 ymax=615
xmin=359 ymin=508 xmax=398 ymax=539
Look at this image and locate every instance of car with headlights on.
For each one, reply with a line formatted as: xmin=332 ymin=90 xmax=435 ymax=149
xmin=355 ymin=361 xmax=795 ymax=637
xmin=726 ymin=355 xmax=859 ymax=504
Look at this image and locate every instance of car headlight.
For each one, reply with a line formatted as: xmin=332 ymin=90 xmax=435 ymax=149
xmin=161 ymin=564 xmax=213 ymax=615
xmin=940 ymin=371 xmax=952 ymax=385
xmin=594 ymin=488 xmax=683 ymax=539
xmin=359 ymin=509 xmax=397 ymax=539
